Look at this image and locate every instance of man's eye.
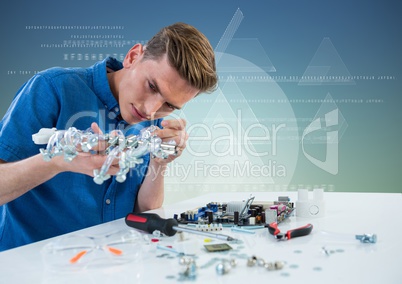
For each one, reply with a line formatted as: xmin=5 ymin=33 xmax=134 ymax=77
xmin=166 ymin=103 xmax=175 ymax=110
xmin=149 ymin=82 xmax=157 ymax=92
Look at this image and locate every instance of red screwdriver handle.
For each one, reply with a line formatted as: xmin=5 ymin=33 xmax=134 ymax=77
xmin=125 ymin=212 xmax=178 ymax=237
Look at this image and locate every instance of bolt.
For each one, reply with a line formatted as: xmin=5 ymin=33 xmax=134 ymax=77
xmin=81 ymin=142 xmax=91 ymax=152
xmin=116 ymin=173 xmax=127 ymax=183
xmin=40 ymin=149 xmax=51 ymax=161
xmin=355 ymin=234 xmax=377 ymax=243
xmin=93 ymin=175 xmax=104 ymax=185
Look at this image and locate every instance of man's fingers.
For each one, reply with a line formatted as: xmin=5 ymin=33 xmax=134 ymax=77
xmin=155 ymin=128 xmax=182 ymax=139
xmin=91 ymin=122 xmax=103 ymax=135
xmin=161 ymin=119 xmax=186 ymax=130
xmin=155 ymin=129 xmax=187 ymax=148
xmin=89 ymin=122 xmax=108 ymax=152
xmin=156 ymin=119 xmax=188 ymax=148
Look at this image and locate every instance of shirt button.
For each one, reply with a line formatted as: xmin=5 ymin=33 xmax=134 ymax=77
xmin=105 ymin=199 xmax=111 ymax=205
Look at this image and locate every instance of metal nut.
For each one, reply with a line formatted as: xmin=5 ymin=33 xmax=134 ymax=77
xmin=247 ymin=255 xmax=258 ymax=267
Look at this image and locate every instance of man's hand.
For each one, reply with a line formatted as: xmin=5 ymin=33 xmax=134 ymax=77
xmin=52 ymin=122 xmax=120 ymax=177
xmin=153 ymin=119 xmax=188 ymax=164
xmin=52 ymin=119 xmax=187 ymax=177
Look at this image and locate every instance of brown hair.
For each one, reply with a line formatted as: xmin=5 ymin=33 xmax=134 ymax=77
xmin=143 ymin=22 xmax=218 ymax=94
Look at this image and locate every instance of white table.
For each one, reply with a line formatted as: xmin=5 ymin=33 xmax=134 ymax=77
xmin=1 ymin=191 xmax=401 ymax=284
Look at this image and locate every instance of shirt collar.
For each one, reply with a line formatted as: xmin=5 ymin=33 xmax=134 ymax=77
xmin=93 ymin=57 xmax=122 ymax=113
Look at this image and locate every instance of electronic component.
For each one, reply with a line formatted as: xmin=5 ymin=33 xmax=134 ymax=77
xmin=174 ymin=195 xmax=295 ymax=227
xmin=204 ymin=243 xmax=232 ymax=252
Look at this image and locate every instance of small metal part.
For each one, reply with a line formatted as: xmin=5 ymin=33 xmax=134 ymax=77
xmin=173 ymin=225 xmax=237 ymax=242
xmin=215 ymin=262 xmax=231 ymax=275
xmin=274 ymin=261 xmax=285 ymax=270
xmin=39 ymin=149 xmax=51 ymax=161
xmin=229 ymin=258 xmax=237 ymax=267
xmin=257 ymin=258 xmax=266 ymax=267
xmin=152 ymin=230 xmax=161 ymax=238
xmin=207 ymin=211 xmax=213 ymax=224
xmin=178 ymin=257 xmax=197 ymax=280
xmin=160 ymin=143 xmax=177 ymax=156
xmin=247 ymin=256 xmax=258 ymax=267
xmin=265 ymin=262 xmax=275 ymax=271
xmin=177 ymin=231 xmax=186 ymax=241
xmin=35 ymin=125 xmax=178 ymax=184
xmin=355 ymin=234 xmax=377 ymax=243
xmin=264 ymin=261 xmax=285 ymax=271
xmin=234 ymin=211 xmax=239 ymax=225
xmin=322 ymin=247 xmax=330 ymax=256
xmin=182 ymin=263 xmax=197 ymax=278
xmin=179 ymin=257 xmax=193 ymax=265
xmin=322 ymin=246 xmax=345 ymax=256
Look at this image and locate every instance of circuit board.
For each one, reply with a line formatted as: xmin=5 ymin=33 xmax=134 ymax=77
xmin=173 ymin=195 xmax=295 ymax=227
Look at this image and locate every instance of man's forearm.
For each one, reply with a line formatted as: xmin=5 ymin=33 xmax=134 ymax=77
xmin=0 ymin=154 xmax=60 ymax=205
xmin=135 ymin=159 xmax=167 ymax=212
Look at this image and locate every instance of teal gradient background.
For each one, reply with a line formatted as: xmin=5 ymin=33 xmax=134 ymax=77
xmin=0 ymin=0 xmax=400 ymax=195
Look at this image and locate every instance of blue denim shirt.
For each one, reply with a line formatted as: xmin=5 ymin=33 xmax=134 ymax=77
xmin=0 ymin=57 xmax=162 ymax=251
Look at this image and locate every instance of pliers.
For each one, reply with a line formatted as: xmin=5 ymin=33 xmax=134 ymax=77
xmin=267 ymin=222 xmax=313 ymax=240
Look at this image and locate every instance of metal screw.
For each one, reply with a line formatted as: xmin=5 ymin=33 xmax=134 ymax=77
xmin=355 ymin=234 xmax=377 ymax=243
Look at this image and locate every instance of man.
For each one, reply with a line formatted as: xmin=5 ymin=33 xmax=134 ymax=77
xmin=0 ymin=22 xmax=217 ymax=251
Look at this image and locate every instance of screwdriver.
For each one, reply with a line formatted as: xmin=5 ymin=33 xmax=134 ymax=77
xmin=125 ymin=212 xmax=237 ymax=241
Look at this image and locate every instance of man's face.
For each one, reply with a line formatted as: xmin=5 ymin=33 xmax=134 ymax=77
xmin=117 ymin=45 xmax=199 ymax=124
